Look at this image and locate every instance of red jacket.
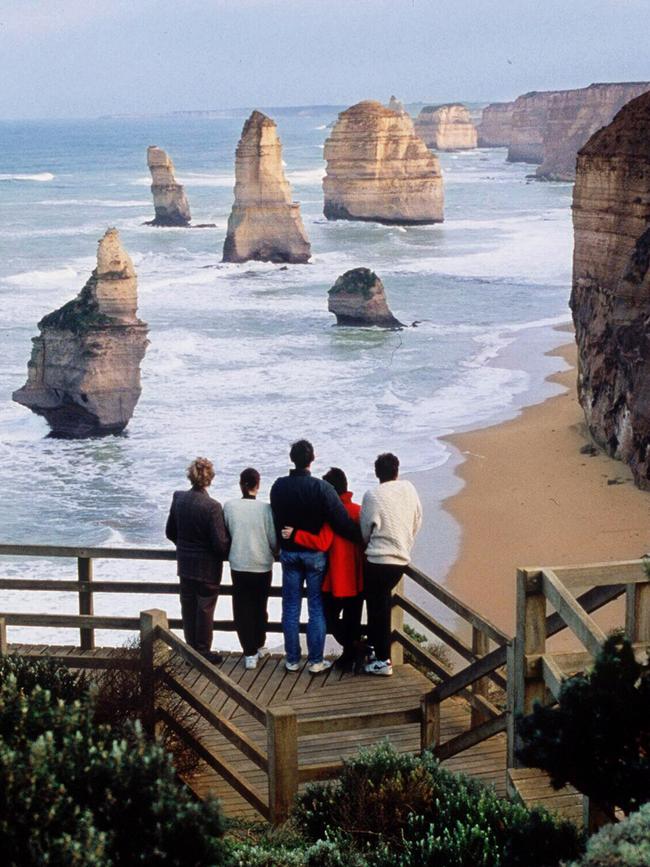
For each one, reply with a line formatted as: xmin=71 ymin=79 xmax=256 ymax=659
xmin=293 ymin=491 xmax=363 ymax=597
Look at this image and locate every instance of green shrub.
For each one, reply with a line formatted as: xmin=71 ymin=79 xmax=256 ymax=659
xmin=293 ymin=742 xmax=583 ymax=867
xmin=570 ymin=802 xmax=650 ymax=866
xmin=517 ymin=632 xmax=650 ymax=816
xmin=0 ymin=656 xmax=226 ymax=866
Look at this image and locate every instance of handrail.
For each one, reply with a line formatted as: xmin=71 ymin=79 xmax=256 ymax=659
xmin=541 ymin=569 xmax=607 ymax=657
xmin=0 ymin=578 xmax=284 ymax=599
xmin=0 ymin=544 xmax=176 ymax=560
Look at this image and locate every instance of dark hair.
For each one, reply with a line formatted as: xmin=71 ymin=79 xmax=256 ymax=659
xmin=374 ymin=452 xmax=399 ymax=482
xmin=289 ymin=439 xmax=315 ymax=469
xmin=323 ymin=467 xmax=348 ymax=496
xmin=239 ymin=467 xmax=260 ymax=493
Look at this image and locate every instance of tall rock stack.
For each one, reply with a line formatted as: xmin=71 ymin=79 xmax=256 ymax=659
xmin=13 ymin=229 xmax=149 ymax=437
xmin=507 ymin=90 xmax=561 ymax=164
xmin=536 ymin=81 xmax=650 ymax=181
xmin=146 ymin=146 xmax=191 ymax=226
xmin=222 ymin=111 xmax=311 ymax=264
xmin=414 ymin=104 xmax=477 ymax=150
xmin=387 ymin=95 xmax=406 ymax=115
xmin=570 ymin=92 xmax=650 ymax=488
xmin=323 ymin=101 xmax=444 ymax=225
xmin=477 ymin=102 xmax=514 ymax=147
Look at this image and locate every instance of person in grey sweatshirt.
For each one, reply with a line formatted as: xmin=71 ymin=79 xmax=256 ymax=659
xmin=224 ymin=467 xmax=278 ymax=669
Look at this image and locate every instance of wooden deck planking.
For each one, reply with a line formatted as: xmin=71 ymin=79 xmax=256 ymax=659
xmin=508 ymin=768 xmax=583 ymax=826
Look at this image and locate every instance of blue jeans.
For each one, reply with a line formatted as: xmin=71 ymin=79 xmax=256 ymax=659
xmin=280 ymin=550 xmax=327 ymax=664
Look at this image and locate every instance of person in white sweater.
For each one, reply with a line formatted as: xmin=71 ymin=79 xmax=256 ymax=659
xmin=360 ymin=452 xmax=422 ymax=676
xmin=224 ymin=467 xmax=278 ymax=669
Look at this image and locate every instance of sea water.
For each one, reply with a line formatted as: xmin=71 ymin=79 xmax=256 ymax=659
xmin=0 ymin=110 xmax=573 ymax=645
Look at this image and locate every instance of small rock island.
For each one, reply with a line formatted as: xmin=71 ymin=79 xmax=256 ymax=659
xmin=414 ymin=103 xmax=477 ymax=151
xmin=13 ymin=229 xmax=149 ymax=438
xmin=328 ymin=268 xmax=403 ymax=328
xmin=145 ymin=145 xmax=192 ymax=226
xmin=222 ymin=111 xmax=311 ymax=264
xmin=323 ymin=100 xmax=444 ymax=225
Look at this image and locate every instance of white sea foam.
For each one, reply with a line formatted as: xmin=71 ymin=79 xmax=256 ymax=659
xmin=35 ymin=198 xmax=149 ymax=207
xmin=4 ymin=266 xmax=80 ymax=288
xmin=0 ymin=172 xmax=54 ymax=182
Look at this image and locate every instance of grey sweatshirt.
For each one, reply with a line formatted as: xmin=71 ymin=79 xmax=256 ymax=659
xmin=223 ymin=497 xmax=278 ymax=573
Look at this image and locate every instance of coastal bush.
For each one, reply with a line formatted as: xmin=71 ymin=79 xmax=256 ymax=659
xmin=517 ymin=632 xmax=650 ymax=816
xmin=0 ymin=656 xmax=226 ymax=866
xmin=293 ymin=742 xmax=583 ymax=867
xmin=570 ymin=802 xmax=650 ymax=866
xmin=403 ymin=622 xmax=454 ymax=681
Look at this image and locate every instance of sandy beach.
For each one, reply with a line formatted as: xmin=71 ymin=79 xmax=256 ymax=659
xmin=437 ymin=338 xmax=650 ymax=636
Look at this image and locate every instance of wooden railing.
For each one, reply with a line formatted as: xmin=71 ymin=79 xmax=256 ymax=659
xmin=511 ymin=560 xmax=650 ymax=830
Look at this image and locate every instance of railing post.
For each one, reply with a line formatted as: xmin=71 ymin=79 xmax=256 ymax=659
xmin=0 ymin=617 xmax=7 ymax=656
xmin=390 ymin=577 xmax=405 ymax=665
xmin=470 ymin=627 xmax=491 ymax=728
xmin=140 ymin=609 xmax=169 ymax=739
xmin=267 ymin=705 xmax=298 ymax=824
xmin=625 ymin=579 xmax=650 ymax=642
xmin=420 ymin=690 xmax=440 ymax=752
xmin=509 ymin=569 xmax=546 ymax=769
xmin=583 ymin=796 xmax=612 ymax=834
xmin=78 ymin=556 xmax=94 ymax=650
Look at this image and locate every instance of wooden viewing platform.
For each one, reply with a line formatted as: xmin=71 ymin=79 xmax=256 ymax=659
xmin=1 ymin=544 xmax=649 ymax=827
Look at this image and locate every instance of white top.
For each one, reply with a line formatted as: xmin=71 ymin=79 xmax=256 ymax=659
xmin=223 ymin=497 xmax=278 ymax=573
xmin=360 ymin=479 xmax=423 ymax=566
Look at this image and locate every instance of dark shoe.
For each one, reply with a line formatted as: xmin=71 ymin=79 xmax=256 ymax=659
xmin=203 ymin=651 xmax=224 ymax=665
xmin=334 ymin=652 xmax=354 ymax=671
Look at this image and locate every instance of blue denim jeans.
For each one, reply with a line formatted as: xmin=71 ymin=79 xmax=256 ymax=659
xmin=280 ymin=550 xmax=327 ymax=664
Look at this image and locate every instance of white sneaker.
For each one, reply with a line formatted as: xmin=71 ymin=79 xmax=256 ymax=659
xmin=364 ymin=659 xmax=393 ymax=676
xmin=244 ymin=654 xmax=259 ymax=670
xmin=257 ymin=646 xmax=270 ymax=658
xmin=285 ymin=659 xmax=300 ymax=672
xmin=308 ymin=660 xmax=333 ymax=675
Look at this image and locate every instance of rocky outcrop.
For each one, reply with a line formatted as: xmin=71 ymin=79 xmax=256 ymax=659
xmin=414 ymin=103 xmax=477 ymax=150
xmin=477 ymin=102 xmax=514 ymax=147
xmin=507 ymin=90 xmax=561 ymax=164
xmin=328 ymin=268 xmax=403 ymax=327
xmin=323 ymin=101 xmax=444 ymax=225
xmin=570 ymin=91 xmax=650 ymax=488
xmin=537 ymin=82 xmax=650 ymax=180
xmin=222 ymin=111 xmax=311 ymax=264
xmin=387 ymin=95 xmax=406 ymax=115
xmin=145 ymin=146 xmax=191 ymax=226
xmin=13 ymin=229 xmax=149 ymax=437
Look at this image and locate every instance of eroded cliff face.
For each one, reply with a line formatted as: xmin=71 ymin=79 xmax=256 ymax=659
xmin=146 ymin=146 xmax=192 ymax=226
xmin=222 ymin=111 xmax=311 ymax=264
xmin=328 ymin=268 xmax=403 ymax=327
xmin=507 ymin=90 xmax=563 ymax=164
xmin=570 ymin=91 xmax=650 ymax=488
xmin=13 ymin=229 xmax=149 ymax=437
xmin=537 ymin=82 xmax=650 ymax=180
xmin=477 ymin=102 xmax=514 ymax=147
xmin=323 ymin=101 xmax=444 ymax=225
xmin=414 ymin=103 xmax=477 ymax=151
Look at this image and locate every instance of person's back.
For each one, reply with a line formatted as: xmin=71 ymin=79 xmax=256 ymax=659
xmin=361 ymin=478 xmax=422 ymax=566
xmin=271 ymin=471 xmax=358 ymax=549
xmin=224 ymin=496 xmax=276 ymax=573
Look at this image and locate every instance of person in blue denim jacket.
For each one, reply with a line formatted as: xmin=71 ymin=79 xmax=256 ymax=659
xmin=270 ymin=439 xmax=359 ymax=674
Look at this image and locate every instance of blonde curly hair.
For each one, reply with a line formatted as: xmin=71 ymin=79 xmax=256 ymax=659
xmin=187 ymin=457 xmax=215 ymax=489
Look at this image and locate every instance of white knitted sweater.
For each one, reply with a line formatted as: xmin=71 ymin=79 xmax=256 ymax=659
xmin=360 ymin=479 xmax=423 ymax=565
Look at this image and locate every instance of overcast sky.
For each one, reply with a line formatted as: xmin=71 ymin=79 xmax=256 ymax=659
xmin=1 ymin=0 xmax=649 ymax=118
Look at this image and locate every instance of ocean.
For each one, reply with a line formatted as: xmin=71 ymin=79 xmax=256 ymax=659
xmin=0 ymin=109 xmax=574 ymax=645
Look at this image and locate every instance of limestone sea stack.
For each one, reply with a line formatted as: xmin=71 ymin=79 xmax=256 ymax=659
xmin=477 ymin=102 xmax=514 ymax=147
xmin=13 ymin=229 xmax=149 ymax=437
xmin=387 ymin=95 xmax=406 ymax=114
xmin=507 ymin=90 xmax=561 ymax=164
xmin=536 ymin=81 xmax=650 ymax=181
xmin=222 ymin=111 xmax=311 ymax=264
xmin=328 ymin=268 xmax=403 ymax=327
xmin=570 ymin=91 xmax=650 ymax=487
xmin=323 ymin=101 xmax=444 ymax=225
xmin=414 ymin=103 xmax=477 ymax=150
xmin=145 ymin=146 xmax=191 ymax=226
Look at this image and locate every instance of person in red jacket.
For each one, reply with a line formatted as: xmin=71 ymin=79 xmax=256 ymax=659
xmin=281 ymin=467 xmax=363 ymax=670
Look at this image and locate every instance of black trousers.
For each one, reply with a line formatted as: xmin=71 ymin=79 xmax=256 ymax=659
xmin=323 ymin=592 xmax=363 ymax=654
xmin=179 ymin=577 xmax=220 ymax=655
xmin=364 ymin=561 xmax=404 ymax=662
xmin=231 ymin=570 xmax=272 ymax=656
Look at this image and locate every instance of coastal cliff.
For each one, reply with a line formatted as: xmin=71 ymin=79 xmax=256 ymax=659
xmin=477 ymin=102 xmax=514 ymax=147
xmin=13 ymin=229 xmax=149 ymax=437
xmin=145 ymin=146 xmax=191 ymax=226
xmin=328 ymin=268 xmax=403 ymax=327
xmin=323 ymin=101 xmax=444 ymax=225
xmin=414 ymin=103 xmax=477 ymax=150
xmin=537 ymin=81 xmax=650 ymax=180
xmin=507 ymin=90 xmax=561 ymax=164
xmin=222 ymin=111 xmax=311 ymax=264
xmin=570 ymin=91 xmax=650 ymax=488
